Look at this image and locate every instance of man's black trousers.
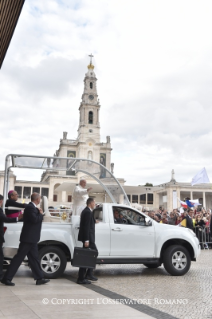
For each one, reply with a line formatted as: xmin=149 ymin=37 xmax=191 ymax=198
xmin=3 ymin=242 xmax=43 ymax=281
xmin=0 ymin=243 xmax=4 ymax=278
xmin=78 ymin=242 xmax=98 ymax=281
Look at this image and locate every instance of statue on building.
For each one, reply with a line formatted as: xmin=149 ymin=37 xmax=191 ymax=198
xmin=63 ymin=132 xmax=67 ymax=140
xmin=47 ymin=158 xmax=51 ymax=168
xmin=111 ymin=163 xmax=114 ymax=174
xmin=106 ymin=136 xmax=110 ymax=143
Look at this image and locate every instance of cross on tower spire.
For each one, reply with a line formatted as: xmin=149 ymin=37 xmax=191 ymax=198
xmin=88 ymin=53 xmax=94 ymax=64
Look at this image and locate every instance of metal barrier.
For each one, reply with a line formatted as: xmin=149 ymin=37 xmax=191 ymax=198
xmin=194 ymin=225 xmax=212 ymax=249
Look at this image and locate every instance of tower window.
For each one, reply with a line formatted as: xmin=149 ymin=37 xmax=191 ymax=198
xmin=89 ymin=111 xmax=93 ymax=124
xmin=90 ymin=82 xmax=93 ymax=89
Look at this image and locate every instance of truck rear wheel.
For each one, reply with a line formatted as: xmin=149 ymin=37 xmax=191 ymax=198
xmin=163 ymin=245 xmax=191 ymax=276
xmin=38 ymin=246 xmax=67 ymax=279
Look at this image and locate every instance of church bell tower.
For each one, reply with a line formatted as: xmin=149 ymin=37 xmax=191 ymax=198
xmin=77 ymin=54 xmax=100 ymax=143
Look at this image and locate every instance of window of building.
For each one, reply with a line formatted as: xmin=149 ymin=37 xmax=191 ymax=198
xmin=132 ymin=195 xmax=138 ymax=203
xmin=90 ymin=82 xmax=93 ymax=89
xmin=147 ymin=193 xmax=153 ymax=204
xmin=14 ymin=186 xmax=22 ymax=198
xmin=41 ymin=188 xmax=49 ymax=198
xmin=140 ymin=194 xmax=146 ymax=204
xmin=68 ymin=195 xmax=72 ymax=202
xmin=23 ymin=187 xmax=31 ymax=199
xmin=127 ymin=194 xmax=131 ymax=202
xmin=89 ymin=111 xmax=93 ymax=124
xmin=53 ymin=195 xmax=57 ymax=202
xmin=33 ymin=187 xmax=40 ymax=194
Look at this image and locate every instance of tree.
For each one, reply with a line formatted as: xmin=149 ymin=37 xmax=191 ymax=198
xmin=144 ymin=183 xmax=153 ymax=187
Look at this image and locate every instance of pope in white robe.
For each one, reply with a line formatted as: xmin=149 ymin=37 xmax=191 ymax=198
xmin=72 ymin=180 xmax=92 ymax=216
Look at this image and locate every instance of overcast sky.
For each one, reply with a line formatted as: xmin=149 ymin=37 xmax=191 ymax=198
xmin=1 ymin=0 xmax=212 ymax=185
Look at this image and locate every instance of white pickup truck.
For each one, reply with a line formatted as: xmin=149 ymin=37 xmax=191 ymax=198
xmin=3 ymin=203 xmax=200 ymax=278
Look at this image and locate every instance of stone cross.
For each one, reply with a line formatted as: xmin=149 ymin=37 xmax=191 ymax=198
xmin=88 ymin=53 xmax=94 ymax=64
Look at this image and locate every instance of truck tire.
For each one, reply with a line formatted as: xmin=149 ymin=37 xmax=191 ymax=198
xmin=38 ymin=246 xmax=67 ymax=279
xmin=163 ymin=245 xmax=191 ymax=276
xmin=143 ymin=262 xmax=161 ymax=268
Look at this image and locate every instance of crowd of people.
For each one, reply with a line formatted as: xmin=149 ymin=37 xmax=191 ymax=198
xmin=142 ymin=207 xmax=212 ymax=248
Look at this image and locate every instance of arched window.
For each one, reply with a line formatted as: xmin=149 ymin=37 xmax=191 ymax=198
xmin=89 ymin=111 xmax=93 ymax=124
xmin=90 ymin=82 xmax=93 ymax=89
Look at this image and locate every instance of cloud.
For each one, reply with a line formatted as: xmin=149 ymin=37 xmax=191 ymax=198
xmin=1 ymin=0 xmax=212 ymax=186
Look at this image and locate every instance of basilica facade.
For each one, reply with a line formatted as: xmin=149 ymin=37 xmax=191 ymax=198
xmin=1 ymin=58 xmax=212 ymax=211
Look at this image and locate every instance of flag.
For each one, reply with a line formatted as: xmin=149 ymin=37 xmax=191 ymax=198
xmin=191 ymin=167 xmax=210 ymax=186
xmin=177 ymin=198 xmax=187 ymax=208
xmin=186 ymin=200 xmax=195 ymax=208
xmin=189 ymin=199 xmax=201 ymax=206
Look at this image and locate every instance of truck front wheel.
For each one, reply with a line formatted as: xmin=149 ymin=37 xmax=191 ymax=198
xmin=38 ymin=246 xmax=67 ymax=279
xmin=163 ymin=245 xmax=191 ymax=276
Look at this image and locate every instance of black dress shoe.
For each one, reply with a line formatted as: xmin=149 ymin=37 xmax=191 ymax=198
xmin=77 ymin=279 xmax=91 ymax=284
xmin=85 ymin=275 xmax=98 ymax=281
xmin=36 ymin=279 xmax=50 ymax=285
xmin=1 ymin=278 xmax=15 ymax=286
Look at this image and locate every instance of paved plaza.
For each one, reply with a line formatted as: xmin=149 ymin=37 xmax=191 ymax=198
xmin=0 ymin=250 xmax=211 ymax=319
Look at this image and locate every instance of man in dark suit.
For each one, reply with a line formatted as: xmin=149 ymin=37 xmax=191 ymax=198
xmin=184 ymin=209 xmax=194 ymax=231
xmin=77 ymin=197 xmax=98 ymax=284
xmin=1 ymin=193 xmax=50 ymax=286
xmin=0 ymin=195 xmax=23 ymax=280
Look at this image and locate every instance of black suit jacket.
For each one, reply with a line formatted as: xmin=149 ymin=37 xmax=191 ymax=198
xmin=78 ymin=207 xmax=95 ymax=243
xmin=185 ymin=215 xmax=194 ymax=231
xmin=5 ymin=199 xmax=26 ymax=216
xmin=0 ymin=208 xmax=17 ymax=242
xmin=20 ymin=202 xmax=43 ymax=243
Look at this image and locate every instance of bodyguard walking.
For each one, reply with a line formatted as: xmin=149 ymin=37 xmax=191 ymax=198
xmin=0 ymin=195 xmax=23 ymax=280
xmin=1 ymin=193 xmax=50 ymax=286
xmin=77 ymin=197 xmax=98 ymax=284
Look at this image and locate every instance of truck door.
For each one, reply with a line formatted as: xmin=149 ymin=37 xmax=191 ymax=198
xmin=72 ymin=207 xmax=110 ymax=256
xmin=72 ymin=216 xmax=83 ymax=247
xmin=110 ymin=206 xmax=155 ymax=257
xmin=94 ymin=206 xmax=110 ymax=256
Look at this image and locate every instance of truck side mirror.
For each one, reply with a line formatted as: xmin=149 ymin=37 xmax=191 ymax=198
xmin=145 ymin=219 xmax=152 ymax=226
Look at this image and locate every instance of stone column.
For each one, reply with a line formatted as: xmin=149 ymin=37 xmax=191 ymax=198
xmin=153 ymin=192 xmax=159 ymax=209
xmin=48 ymin=183 xmax=55 ymax=204
xmin=119 ymin=194 xmax=124 ymax=204
xmin=190 ymin=191 xmax=193 ymax=200
xmin=177 ymin=188 xmax=181 ymax=202
xmin=61 ymin=191 xmax=67 ymax=203
xmin=167 ymin=188 xmax=173 ymax=211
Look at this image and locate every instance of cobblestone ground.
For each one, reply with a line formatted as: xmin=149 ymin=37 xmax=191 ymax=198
xmin=67 ymin=250 xmax=212 ymax=319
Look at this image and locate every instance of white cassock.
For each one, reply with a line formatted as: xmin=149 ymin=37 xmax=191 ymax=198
xmin=72 ymin=185 xmax=88 ymax=216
